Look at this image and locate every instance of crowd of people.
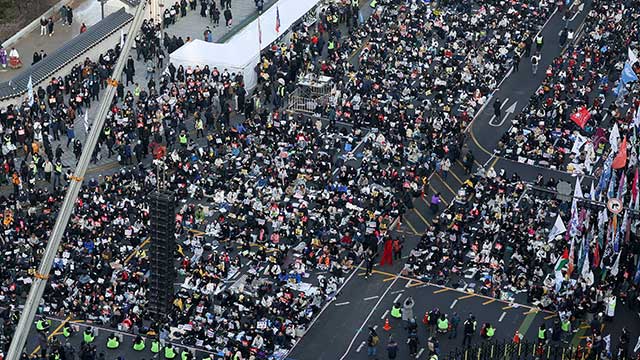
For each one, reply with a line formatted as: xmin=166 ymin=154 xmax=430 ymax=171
xmin=0 ymin=0 xmax=638 ymax=359
xmin=496 ymin=0 xmax=640 ymax=175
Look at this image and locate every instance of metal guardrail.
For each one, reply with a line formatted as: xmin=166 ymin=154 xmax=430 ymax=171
xmin=0 ymin=7 xmax=133 ymax=100
xmin=441 ymin=340 xmax=625 ymax=360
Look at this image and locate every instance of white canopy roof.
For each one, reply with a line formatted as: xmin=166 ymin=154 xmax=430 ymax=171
xmin=169 ymin=0 xmax=321 ymax=89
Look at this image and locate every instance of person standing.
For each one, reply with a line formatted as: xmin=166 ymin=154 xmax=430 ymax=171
xmin=59 ymin=6 xmax=68 ymax=26
xmin=534 ymin=34 xmax=544 ymax=52
xmin=224 ymin=7 xmax=233 ymax=27
xmin=380 ymin=238 xmax=393 ymax=266
xmin=47 ymin=17 xmax=55 ymax=37
xmin=367 ymin=327 xmax=379 ymax=358
xmin=449 ymin=312 xmax=460 ymax=339
xmin=364 ymin=249 xmax=374 ymax=278
xmin=462 ymin=315 xmax=476 ymax=347
xmin=493 ymin=97 xmax=502 ymax=118
xmin=531 ymin=53 xmax=540 ymax=75
xmin=430 ymin=193 xmax=440 ymax=214
xmin=40 ymin=18 xmax=48 ymax=36
xmin=387 ymin=336 xmax=398 ymax=359
xmin=513 ymin=53 xmax=520 ymax=72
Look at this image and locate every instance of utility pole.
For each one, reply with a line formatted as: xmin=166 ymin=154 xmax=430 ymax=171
xmin=99 ymin=0 xmax=107 ymax=19
xmin=4 ymin=2 xmax=147 ymax=359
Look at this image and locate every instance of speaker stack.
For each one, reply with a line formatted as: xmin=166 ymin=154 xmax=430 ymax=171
xmin=147 ymin=190 xmax=176 ymax=319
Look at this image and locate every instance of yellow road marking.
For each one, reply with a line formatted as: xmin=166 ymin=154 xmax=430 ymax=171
xmin=403 ymin=216 xmax=420 ymax=235
xmin=413 ymin=208 xmax=431 ymax=225
xmin=407 ymin=281 xmax=425 ymax=288
xmin=433 ymin=288 xmax=449 ymax=294
xmin=449 ymin=170 xmax=464 ymax=185
xmin=470 ymin=130 xmax=493 ymax=156
xmin=482 ymin=299 xmax=495 ymax=305
xmin=491 ymin=157 xmax=499 ymax=168
xmin=502 ymin=305 xmax=513 ymax=310
xmin=125 ymin=237 xmax=150 ymax=264
xmin=523 ymin=309 xmax=539 ymax=315
xmin=458 ymin=294 xmax=476 ymax=300
xmin=434 ymin=173 xmax=457 ymax=195
xmin=31 ymin=315 xmax=72 ymax=355
xmin=544 ymin=314 xmax=556 ymax=320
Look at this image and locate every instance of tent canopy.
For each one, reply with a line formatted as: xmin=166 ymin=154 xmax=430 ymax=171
xmin=169 ymin=0 xmax=321 ymax=89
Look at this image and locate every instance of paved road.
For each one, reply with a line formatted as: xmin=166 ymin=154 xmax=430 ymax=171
xmin=290 ymin=1 xmax=639 ymax=359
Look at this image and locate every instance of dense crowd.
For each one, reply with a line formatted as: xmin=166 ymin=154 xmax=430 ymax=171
xmin=496 ymin=0 xmax=640 ymax=175
xmin=3 ymin=0 xmax=639 ymax=359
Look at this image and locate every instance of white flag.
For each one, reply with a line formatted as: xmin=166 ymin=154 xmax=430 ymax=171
xmin=120 ymin=29 xmax=125 ymax=48
xmin=610 ymin=123 xmax=620 ymax=151
xmin=634 ymin=336 xmax=640 ymax=353
xmin=611 ymin=250 xmax=622 ymax=276
xmin=589 ymin=181 xmax=596 ymax=200
xmin=83 ymin=111 xmax=89 ymax=134
xmin=630 ymin=47 xmax=639 ymax=66
xmin=548 ymin=214 xmax=566 ymax=242
xmin=27 ymin=75 xmax=34 ymax=106
xmin=604 ymin=334 xmax=611 ymax=354
xmin=571 ymin=134 xmax=588 ymax=155
xmin=574 ymin=176 xmax=584 ymax=199
xmin=634 ymin=105 xmax=640 ymax=128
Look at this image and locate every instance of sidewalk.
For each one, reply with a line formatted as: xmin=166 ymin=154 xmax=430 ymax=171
xmin=0 ymin=0 xmax=126 ymax=82
xmin=45 ymin=0 xmax=267 ymax=177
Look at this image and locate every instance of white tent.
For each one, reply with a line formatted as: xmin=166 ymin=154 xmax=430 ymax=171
xmin=169 ymin=0 xmax=321 ymax=89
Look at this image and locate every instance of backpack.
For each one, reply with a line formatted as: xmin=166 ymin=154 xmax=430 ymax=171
xmin=371 ymin=335 xmax=379 ymax=346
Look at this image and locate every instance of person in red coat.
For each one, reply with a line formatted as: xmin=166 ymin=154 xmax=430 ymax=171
xmin=380 ymin=238 xmax=393 ymax=266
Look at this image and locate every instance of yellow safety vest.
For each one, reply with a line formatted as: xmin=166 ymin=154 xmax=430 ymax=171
xmin=107 ymin=337 xmax=120 ymax=349
xmin=133 ymin=339 xmax=145 ymax=351
xmin=437 ymin=318 xmax=448 ymax=330
xmin=84 ymin=331 xmax=95 ymax=343
xmin=179 ymin=134 xmax=188 ymax=144
xmin=151 ymin=340 xmax=161 ymax=353
xmin=165 ymin=346 xmax=176 ymax=359
xmin=390 ymin=306 xmax=402 ymax=318
xmin=486 ymin=327 xmax=495 ymax=338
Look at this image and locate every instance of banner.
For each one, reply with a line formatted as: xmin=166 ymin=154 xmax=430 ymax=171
xmin=571 ymin=107 xmax=590 ymax=128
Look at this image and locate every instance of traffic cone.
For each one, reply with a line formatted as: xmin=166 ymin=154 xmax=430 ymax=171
xmin=383 ymin=318 xmax=391 ymax=331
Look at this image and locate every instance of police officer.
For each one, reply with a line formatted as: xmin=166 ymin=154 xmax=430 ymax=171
xmin=106 ymin=333 xmax=120 ymax=349
xmin=181 ymin=349 xmax=193 ymax=360
xmin=485 ymin=323 xmax=495 ymax=339
xmin=35 ymin=317 xmax=50 ymax=333
xmin=537 ymin=323 xmax=547 ymax=344
xmin=390 ymin=302 xmax=402 ymax=319
xmin=437 ymin=314 xmax=449 ymax=334
xmin=83 ymin=327 xmax=96 ymax=344
xmin=62 ymin=323 xmax=73 ymax=338
xmin=133 ymin=335 xmax=145 ymax=351
xmin=151 ymin=337 xmax=162 ymax=353
xmin=165 ymin=343 xmax=177 ymax=359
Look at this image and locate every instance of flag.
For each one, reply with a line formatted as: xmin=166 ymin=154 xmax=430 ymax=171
xmin=630 ymin=47 xmax=639 ymax=66
xmin=633 ymin=167 xmax=638 ymax=204
xmin=573 ymin=176 xmax=583 ymax=198
xmin=607 ymin=170 xmax=617 ymax=200
xmin=570 ymin=107 xmax=591 ymax=128
xmin=567 ymin=238 xmax=575 ymax=277
xmin=589 ymin=181 xmax=596 ymax=200
xmin=275 ymin=6 xmax=281 ymax=33
xmin=609 ymin=123 xmax=620 ymax=151
xmin=610 ymin=249 xmax=621 ymax=276
xmin=612 ymin=136 xmax=628 ymax=169
xmin=555 ymin=248 xmax=569 ymax=272
xmin=258 ymin=16 xmax=263 ymax=45
xmin=604 ymin=334 xmax=611 ymax=355
xmin=548 ymin=215 xmax=566 ymax=242
xmin=634 ymin=105 xmax=640 ymax=128
xmin=635 ymin=258 xmax=640 ymax=284
xmin=120 ymin=29 xmax=125 ymax=48
xmin=593 ymin=242 xmax=600 ymax=268
xmin=27 ymin=75 xmax=34 ymax=106
xmin=571 ymin=134 xmax=588 ymax=155
xmin=83 ymin=111 xmax=89 ymax=134
xmin=614 ymin=62 xmax=639 ymax=96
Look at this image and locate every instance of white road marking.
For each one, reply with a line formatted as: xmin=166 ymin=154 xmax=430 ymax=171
xmin=405 ymin=280 xmax=413 ymax=288
xmin=450 ymin=299 xmax=458 ymax=309
xmin=500 ymin=97 xmax=510 ymax=108
xmin=489 ymin=101 xmax=518 ymax=127
xmin=356 ymin=341 xmax=366 ymax=353
xmin=335 ymin=302 xmax=350 ymax=307
xmin=381 ymin=310 xmax=389 ymax=320
xmin=373 ymin=325 xmax=378 ymax=330
xmin=416 ymin=348 xmax=425 ymax=359
xmin=364 ymin=296 xmax=379 ymax=301
xmin=499 ymin=312 xmax=506 ymax=322
xmin=390 ymin=290 xmax=405 ymax=295
xmin=393 ymin=293 xmax=403 ymax=303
